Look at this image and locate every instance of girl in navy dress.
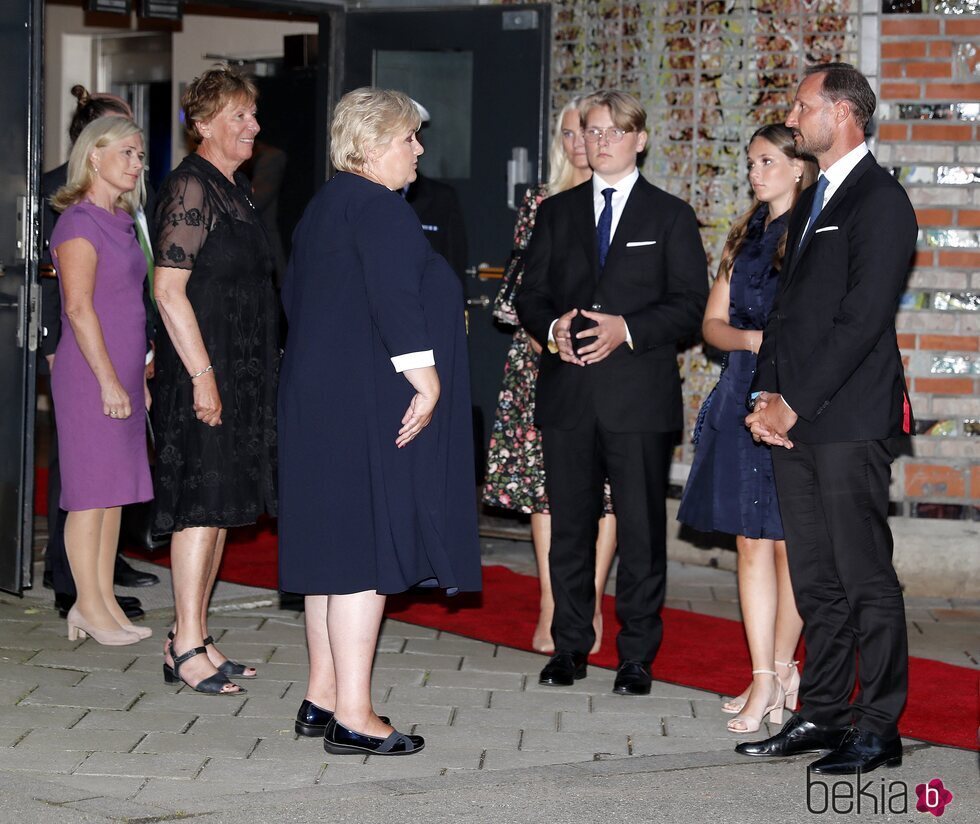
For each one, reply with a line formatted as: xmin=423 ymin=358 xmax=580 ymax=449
xmin=678 ymin=124 xmax=817 ymax=734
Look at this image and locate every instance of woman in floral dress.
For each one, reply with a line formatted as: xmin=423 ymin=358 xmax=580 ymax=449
xmin=483 ymin=97 xmax=616 ymax=654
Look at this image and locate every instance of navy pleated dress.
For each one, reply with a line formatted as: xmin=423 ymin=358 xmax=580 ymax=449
xmin=277 ymin=171 xmax=482 ymax=595
xmin=677 ymin=207 xmax=785 ymax=540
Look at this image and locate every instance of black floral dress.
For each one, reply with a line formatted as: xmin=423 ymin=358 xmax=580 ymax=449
xmin=151 ymin=153 xmax=279 ymax=535
xmin=482 ymin=186 xmax=613 ymax=515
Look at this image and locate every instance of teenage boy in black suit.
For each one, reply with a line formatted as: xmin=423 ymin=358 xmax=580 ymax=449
xmin=517 ymin=90 xmax=708 ymax=695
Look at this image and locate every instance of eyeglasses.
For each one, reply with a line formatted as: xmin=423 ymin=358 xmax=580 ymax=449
xmin=583 ymin=127 xmax=632 ymax=144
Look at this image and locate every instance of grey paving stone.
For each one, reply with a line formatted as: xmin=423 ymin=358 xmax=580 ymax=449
xmin=450 ymin=707 xmax=558 ymax=731
xmin=0 ymin=705 xmax=87 ymax=728
xmin=663 ymin=716 xmax=753 ymax=739
xmin=410 ymin=723 xmax=520 ymax=749
xmin=380 ymin=621 xmax=440 ymax=639
xmin=15 ymin=727 xmax=144 ymax=752
xmin=631 ymin=735 xmax=740 ymax=756
xmin=386 ymin=685 xmax=490 ymax=708
xmin=403 ymin=637 xmax=497 ymax=656
xmin=194 ymin=754 xmax=322 ymax=787
xmin=489 ymin=690 xmax=590 ymax=712
xmin=187 ymin=714 xmax=296 ymax=737
xmin=267 ymin=646 xmax=309 ymax=665
xmin=369 ymin=666 xmax=427 ymax=687
xmin=558 ymin=711 xmax=666 ymax=735
xmin=480 ymin=748 xmax=598 ymax=770
xmin=375 ymin=652 xmax=462 ymax=671
xmin=523 ymin=678 xmax=612 ymax=697
xmin=128 ymin=691 xmax=248 ymax=716
xmin=236 ymin=661 xmax=309 ymax=683
xmin=459 ymin=654 xmax=541 ymax=674
xmin=19 ymin=684 xmax=139 ymax=711
xmin=684 ymin=600 xmax=744 ymax=621
xmin=360 ymin=750 xmax=482 ymax=774
xmin=195 ymin=616 xmax=266 ymax=631
xmin=379 ymin=703 xmax=454 ymax=727
xmin=29 ymin=773 xmax=148 ymax=800
xmin=424 ymin=670 xmax=524 ymax=690
xmin=71 ymin=709 xmax=198 ymax=733
xmin=0 ymin=666 xmax=84 ymax=688
xmin=221 ymin=626 xmax=306 ymax=646
xmin=0 ymin=747 xmax=87 ymax=773
xmin=519 ymin=729 xmax=630 ymax=755
xmin=0 ymin=649 xmax=40 ymax=664
xmin=470 ymin=646 xmax=543 ymax=666
xmin=375 ymin=636 xmax=407 ymax=653
xmin=135 ymin=731 xmax=259 ymax=759
xmin=248 ymin=733 xmax=322 ymax=760
xmin=26 ymin=649 xmax=138 ymax=672
xmin=235 ymin=695 xmax=299 ymax=718
xmin=0 ymin=727 xmax=29 ymax=746
xmin=0 ymin=680 xmax=34 ymax=704
xmin=74 ymin=751 xmax=207 ymax=779
xmin=591 ymin=694 xmax=695 ymax=717
xmin=667 ymin=584 xmax=719 ymax=599
xmin=72 ymin=670 xmax=180 ymax=695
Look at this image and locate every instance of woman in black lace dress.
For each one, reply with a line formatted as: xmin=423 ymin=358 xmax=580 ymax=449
xmin=153 ymin=67 xmax=278 ymax=695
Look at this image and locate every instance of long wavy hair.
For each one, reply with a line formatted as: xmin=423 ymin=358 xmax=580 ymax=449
xmin=717 ymin=123 xmax=818 ymax=281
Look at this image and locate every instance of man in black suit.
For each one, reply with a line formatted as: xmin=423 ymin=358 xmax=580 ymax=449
xmin=404 ymin=173 xmax=468 ymax=284
xmin=517 ymin=90 xmax=708 ymax=695
xmin=740 ymin=63 xmax=916 ymax=775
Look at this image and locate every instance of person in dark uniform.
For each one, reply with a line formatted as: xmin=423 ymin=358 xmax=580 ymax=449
xmin=279 ymin=88 xmax=481 ymax=757
xmin=39 ymin=85 xmax=159 ymax=620
xmin=401 ymin=100 xmax=468 ymax=283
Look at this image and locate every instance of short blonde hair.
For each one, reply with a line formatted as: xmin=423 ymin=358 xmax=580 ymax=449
xmin=330 ymin=87 xmax=421 ymax=174
xmin=582 ymin=89 xmax=647 ymax=134
xmin=51 ymin=116 xmax=145 ymax=216
xmin=182 ymin=65 xmax=258 ymax=144
xmin=547 ymin=95 xmax=591 ymax=194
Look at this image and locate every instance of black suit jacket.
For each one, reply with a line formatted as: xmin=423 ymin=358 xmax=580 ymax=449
xmin=752 ymin=152 xmax=917 ymax=443
xmin=405 ymin=174 xmax=468 ymax=283
xmin=516 ymin=175 xmax=708 ymax=433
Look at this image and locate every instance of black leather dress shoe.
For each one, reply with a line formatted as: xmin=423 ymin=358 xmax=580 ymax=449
xmin=613 ymin=661 xmax=652 ymax=696
xmin=735 ymin=713 xmax=849 ymax=758
xmin=295 ymin=699 xmax=390 ymax=737
xmin=55 ymin=592 xmax=144 ymax=620
xmin=808 ymin=727 xmax=902 ymax=775
xmin=538 ymin=651 xmax=587 ymax=686
xmin=323 ymin=718 xmax=424 ymax=756
xmin=114 ymin=558 xmax=160 ymax=588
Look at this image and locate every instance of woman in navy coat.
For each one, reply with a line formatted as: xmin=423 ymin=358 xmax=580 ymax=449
xmin=278 ymin=88 xmax=481 ymax=757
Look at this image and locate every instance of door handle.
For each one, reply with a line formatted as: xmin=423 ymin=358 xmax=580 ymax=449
xmin=0 ymin=285 xmax=26 ymax=348
xmin=465 ymin=294 xmax=490 ymax=309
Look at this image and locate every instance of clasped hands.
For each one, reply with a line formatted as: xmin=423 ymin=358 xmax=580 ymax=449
xmin=553 ymin=308 xmax=627 ymax=366
xmin=744 ymin=392 xmax=797 ymax=449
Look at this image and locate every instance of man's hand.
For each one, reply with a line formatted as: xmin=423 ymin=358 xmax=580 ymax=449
xmin=745 ymin=392 xmax=797 ymax=449
xmin=575 ymin=310 xmax=627 ymax=365
xmin=553 ymin=308 xmax=585 ymax=366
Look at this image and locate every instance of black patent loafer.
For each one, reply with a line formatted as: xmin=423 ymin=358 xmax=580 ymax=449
xmin=323 ymin=718 xmax=424 ymax=756
xmin=612 ymin=661 xmax=652 ymax=696
xmin=808 ymin=727 xmax=902 ymax=775
xmin=538 ymin=651 xmax=588 ymax=686
xmin=735 ymin=713 xmax=849 ymax=758
xmin=295 ymin=700 xmax=389 ymax=737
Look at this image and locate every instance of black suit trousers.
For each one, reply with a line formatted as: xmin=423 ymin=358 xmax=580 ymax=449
xmin=542 ymin=410 xmax=674 ymax=664
xmin=772 ymin=439 xmax=908 ymax=738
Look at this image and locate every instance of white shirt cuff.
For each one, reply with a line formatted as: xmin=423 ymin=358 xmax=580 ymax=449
xmin=623 ymin=319 xmax=633 ymax=349
xmin=547 ymin=319 xmax=558 ymax=346
xmin=391 ymin=350 xmax=435 ymax=373
xmin=781 ymin=395 xmax=795 ymax=414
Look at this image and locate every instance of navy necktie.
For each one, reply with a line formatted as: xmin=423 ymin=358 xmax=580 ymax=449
xmin=799 ymin=174 xmax=829 ymax=248
xmin=596 ymin=187 xmax=615 ymax=269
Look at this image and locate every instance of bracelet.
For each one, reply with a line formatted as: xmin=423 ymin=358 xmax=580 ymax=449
xmin=190 ymin=364 xmax=213 ymax=380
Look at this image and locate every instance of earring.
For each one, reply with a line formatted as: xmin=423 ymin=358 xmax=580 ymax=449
xmin=795 ymin=174 xmax=801 ymax=183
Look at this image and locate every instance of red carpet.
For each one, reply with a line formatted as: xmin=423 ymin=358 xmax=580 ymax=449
xmin=125 ymin=520 xmax=978 ymax=752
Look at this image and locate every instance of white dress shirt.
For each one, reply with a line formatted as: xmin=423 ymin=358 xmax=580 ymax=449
xmin=547 ymin=168 xmax=639 ymax=349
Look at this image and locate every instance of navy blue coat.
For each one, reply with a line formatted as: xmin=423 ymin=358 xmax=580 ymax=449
xmin=277 ymin=172 xmax=481 ymax=595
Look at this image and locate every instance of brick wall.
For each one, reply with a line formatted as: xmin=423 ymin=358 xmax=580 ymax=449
xmin=877 ymin=13 xmax=979 ymax=519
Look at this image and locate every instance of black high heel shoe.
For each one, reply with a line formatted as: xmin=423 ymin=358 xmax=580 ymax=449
xmin=295 ymin=699 xmax=390 ymax=737
xmin=323 ymin=718 xmax=424 ymax=756
xmin=170 ymin=645 xmax=245 ymax=695
xmin=163 ymin=631 xmax=257 ymax=682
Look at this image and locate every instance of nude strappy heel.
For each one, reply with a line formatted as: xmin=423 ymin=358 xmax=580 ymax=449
xmin=776 ymin=659 xmax=800 ymax=711
xmin=727 ymin=669 xmax=785 ymax=735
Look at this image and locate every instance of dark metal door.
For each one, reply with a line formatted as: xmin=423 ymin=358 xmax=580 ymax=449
xmin=0 ymin=0 xmax=42 ymax=594
xmin=343 ymin=4 xmax=551 ymax=466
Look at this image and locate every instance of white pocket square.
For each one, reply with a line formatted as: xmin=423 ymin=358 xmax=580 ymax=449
xmin=814 ymin=226 xmax=839 ymax=234
xmin=626 ymin=240 xmax=657 ymax=247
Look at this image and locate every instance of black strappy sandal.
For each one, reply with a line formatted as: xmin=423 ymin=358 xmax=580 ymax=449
xmin=171 ymin=645 xmax=245 ymax=695
xmin=204 ymin=635 xmax=257 ymax=679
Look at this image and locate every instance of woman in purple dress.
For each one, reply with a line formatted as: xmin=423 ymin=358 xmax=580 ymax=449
xmin=49 ymin=116 xmax=153 ymax=646
xmin=678 ymin=124 xmax=817 ymax=733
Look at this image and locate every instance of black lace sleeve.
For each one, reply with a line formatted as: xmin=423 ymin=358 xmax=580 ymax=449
xmin=153 ymin=171 xmax=212 ymax=270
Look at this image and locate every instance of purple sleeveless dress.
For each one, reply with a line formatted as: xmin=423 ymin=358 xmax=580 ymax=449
xmin=50 ymin=201 xmax=152 ymax=511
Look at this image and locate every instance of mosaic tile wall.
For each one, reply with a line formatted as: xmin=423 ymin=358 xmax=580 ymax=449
xmin=500 ymin=0 xmax=863 ymax=473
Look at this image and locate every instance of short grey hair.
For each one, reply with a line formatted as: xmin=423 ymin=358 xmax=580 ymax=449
xmin=330 ymin=87 xmax=421 ymax=174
